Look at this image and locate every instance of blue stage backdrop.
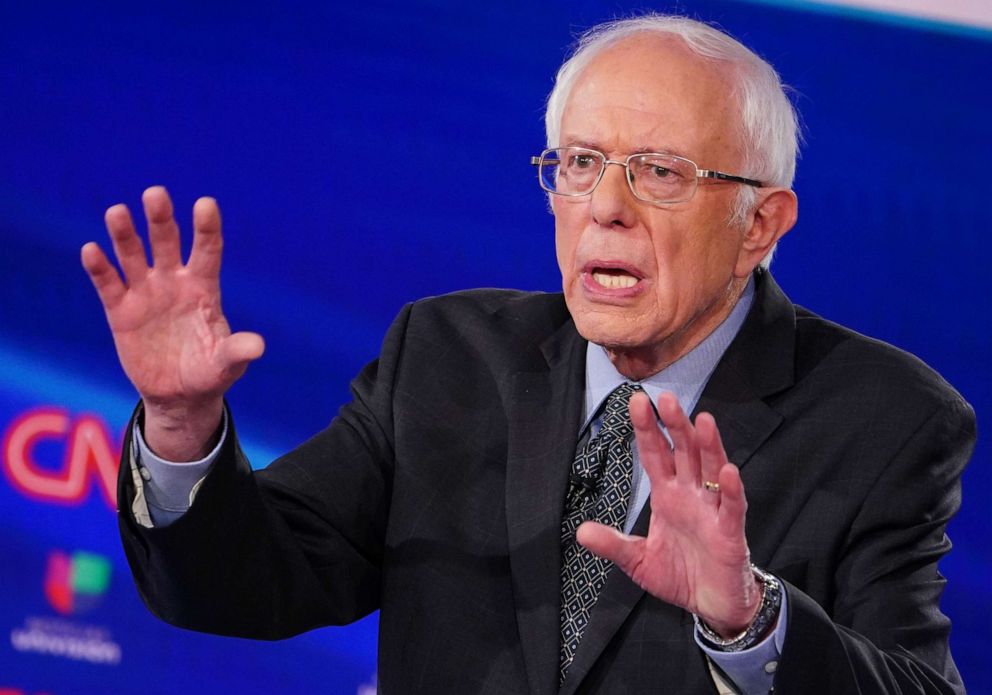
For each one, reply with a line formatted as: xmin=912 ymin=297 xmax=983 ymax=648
xmin=1 ymin=2 xmax=989 ymax=693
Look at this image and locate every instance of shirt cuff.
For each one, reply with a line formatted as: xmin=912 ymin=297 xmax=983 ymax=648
xmin=130 ymin=409 xmax=228 ymax=528
xmin=694 ymin=582 xmax=788 ymax=695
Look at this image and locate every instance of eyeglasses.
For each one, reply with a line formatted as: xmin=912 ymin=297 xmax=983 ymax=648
xmin=530 ymin=147 xmax=764 ymax=205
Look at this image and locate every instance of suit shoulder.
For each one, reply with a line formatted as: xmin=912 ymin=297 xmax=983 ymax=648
xmin=406 ymin=288 xmax=570 ymax=334
xmin=792 ymin=306 xmax=972 ymax=418
xmin=373 ymin=288 xmax=576 ymax=395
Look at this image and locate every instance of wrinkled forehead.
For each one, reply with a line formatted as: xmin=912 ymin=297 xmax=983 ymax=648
xmin=560 ymin=35 xmax=742 ymax=162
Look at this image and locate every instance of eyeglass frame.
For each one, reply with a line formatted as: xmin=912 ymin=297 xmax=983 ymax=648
xmin=529 ymin=146 xmax=764 ymax=205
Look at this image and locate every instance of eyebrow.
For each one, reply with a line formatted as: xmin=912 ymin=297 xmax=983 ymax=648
xmin=560 ymin=138 xmax=692 ymax=160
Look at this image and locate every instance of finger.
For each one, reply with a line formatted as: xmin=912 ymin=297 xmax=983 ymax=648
xmin=695 ymin=412 xmax=729 ymax=507
xmin=80 ymin=242 xmax=126 ymax=309
xmin=214 ymin=331 xmax=265 ymax=379
xmin=105 ymin=203 xmax=149 ymax=285
xmin=576 ymin=521 xmax=646 ymax=578
xmin=188 ymin=196 xmax=223 ymax=279
xmin=657 ymin=392 xmax=700 ymax=486
xmin=715 ymin=464 xmax=747 ymax=538
xmin=630 ymin=391 xmax=676 ymax=483
xmin=142 ymin=186 xmax=183 ymax=270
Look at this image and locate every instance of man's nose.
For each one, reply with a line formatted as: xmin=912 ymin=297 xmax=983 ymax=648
xmin=590 ymin=162 xmax=637 ymax=230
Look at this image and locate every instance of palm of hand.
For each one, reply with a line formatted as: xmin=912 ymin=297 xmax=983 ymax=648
xmin=108 ymin=268 xmax=235 ymax=405
xmin=81 ymin=186 xmax=263 ymax=414
xmin=624 ymin=473 xmax=754 ymax=623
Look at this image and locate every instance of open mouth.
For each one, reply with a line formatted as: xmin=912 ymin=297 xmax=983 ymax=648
xmin=583 ymin=263 xmax=644 ymax=293
xmin=591 ymin=269 xmax=638 ymax=289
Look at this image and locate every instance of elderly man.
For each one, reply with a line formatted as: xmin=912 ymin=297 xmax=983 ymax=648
xmin=82 ymin=13 xmax=972 ymax=695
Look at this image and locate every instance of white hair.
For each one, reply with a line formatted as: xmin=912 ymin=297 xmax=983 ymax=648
xmin=545 ymin=14 xmax=800 ymax=269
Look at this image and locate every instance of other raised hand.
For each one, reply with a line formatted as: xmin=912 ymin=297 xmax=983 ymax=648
xmin=81 ymin=186 xmax=264 ymax=461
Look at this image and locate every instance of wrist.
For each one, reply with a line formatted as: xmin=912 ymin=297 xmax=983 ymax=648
xmin=696 ymin=566 xmax=782 ymax=652
xmin=141 ymin=398 xmax=224 ymax=462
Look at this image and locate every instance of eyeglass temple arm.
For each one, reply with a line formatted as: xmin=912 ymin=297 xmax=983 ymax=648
xmin=697 ymin=170 xmax=764 ymax=188
xmin=531 ymin=156 xmax=564 ymax=166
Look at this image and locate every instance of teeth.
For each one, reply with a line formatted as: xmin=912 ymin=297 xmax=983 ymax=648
xmin=592 ymin=272 xmax=637 ymax=289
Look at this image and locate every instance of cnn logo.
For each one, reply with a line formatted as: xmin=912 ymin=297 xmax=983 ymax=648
xmin=2 ymin=407 xmax=121 ymax=509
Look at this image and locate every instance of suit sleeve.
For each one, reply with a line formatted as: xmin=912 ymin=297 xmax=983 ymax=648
xmin=117 ymin=302 xmax=414 ymax=640
xmin=773 ymin=395 xmax=975 ymax=694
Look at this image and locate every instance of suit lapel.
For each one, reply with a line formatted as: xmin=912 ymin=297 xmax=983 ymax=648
xmin=560 ymin=271 xmax=797 ymax=693
xmin=503 ymin=317 xmax=586 ymax=695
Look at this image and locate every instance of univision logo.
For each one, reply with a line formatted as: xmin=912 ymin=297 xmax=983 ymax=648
xmin=44 ymin=550 xmax=111 ymax=615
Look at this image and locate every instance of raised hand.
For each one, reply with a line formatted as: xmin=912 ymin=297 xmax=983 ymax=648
xmin=577 ymin=391 xmax=763 ymax=637
xmin=81 ymin=186 xmax=264 ymax=461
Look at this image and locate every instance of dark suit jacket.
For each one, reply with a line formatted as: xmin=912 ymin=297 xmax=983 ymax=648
xmin=119 ymin=271 xmax=975 ymax=694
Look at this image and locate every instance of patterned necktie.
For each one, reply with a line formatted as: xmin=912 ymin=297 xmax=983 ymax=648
xmin=559 ymin=382 xmax=642 ymax=682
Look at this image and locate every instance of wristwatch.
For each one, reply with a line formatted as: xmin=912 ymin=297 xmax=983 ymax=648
xmin=696 ymin=565 xmax=783 ymax=652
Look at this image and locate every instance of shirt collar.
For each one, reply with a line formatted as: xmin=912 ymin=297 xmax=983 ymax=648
xmin=581 ymin=276 xmax=755 ymax=431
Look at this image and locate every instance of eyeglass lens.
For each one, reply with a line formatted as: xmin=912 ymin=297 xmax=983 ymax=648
xmin=540 ymin=148 xmax=695 ymax=203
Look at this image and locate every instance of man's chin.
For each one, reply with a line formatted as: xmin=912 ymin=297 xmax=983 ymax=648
xmin=570 ymin=312 xmax=649 ymax=351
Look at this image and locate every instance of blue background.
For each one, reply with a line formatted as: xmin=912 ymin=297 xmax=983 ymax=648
xmin=1 ymin=1 xmax=988 ymax=693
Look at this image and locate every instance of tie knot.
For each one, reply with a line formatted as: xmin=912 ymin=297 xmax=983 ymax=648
xmin=598 ymin=382 xmax=643 ymax=439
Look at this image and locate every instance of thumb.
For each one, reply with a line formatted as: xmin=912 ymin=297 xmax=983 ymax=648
xmin=216 ymin=331 xmax=266 ymax=377
xmin=577 ymin=521 xmax=644 ymax=575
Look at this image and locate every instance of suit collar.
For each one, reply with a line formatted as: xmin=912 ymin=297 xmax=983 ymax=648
xmin=693 ymin=270 xmax=793 ymax=466
xmin=712 ymin=269 xmax=796 ymax=400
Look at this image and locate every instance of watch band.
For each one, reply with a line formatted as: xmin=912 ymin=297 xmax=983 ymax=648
xmin=696 ymin=565 xmax=783 ymax=652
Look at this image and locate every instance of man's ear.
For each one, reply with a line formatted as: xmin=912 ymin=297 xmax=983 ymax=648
xmin=735 ymin=188 xmax=798 ymax=277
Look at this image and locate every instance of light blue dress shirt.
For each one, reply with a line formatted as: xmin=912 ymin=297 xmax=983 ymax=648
xmin=135 ymin=277 xmax=783 ymax=694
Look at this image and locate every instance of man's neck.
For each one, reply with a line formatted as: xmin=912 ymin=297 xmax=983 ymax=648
xmin=606 ymin=277 xmax=749 ymax=381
